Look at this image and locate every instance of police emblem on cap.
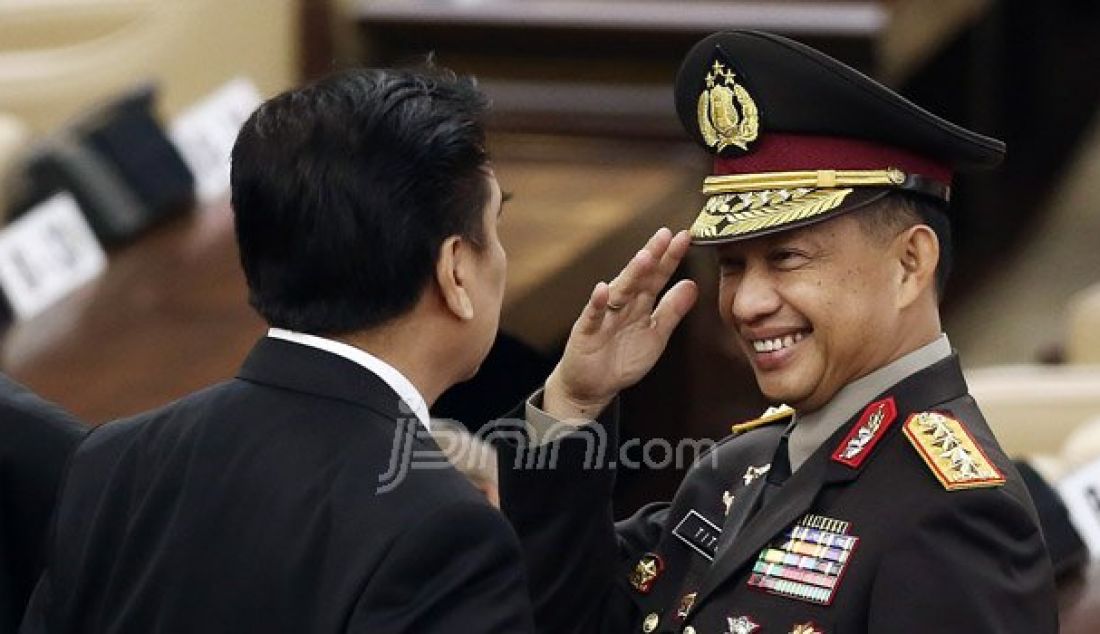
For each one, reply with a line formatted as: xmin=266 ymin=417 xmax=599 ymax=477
xmin=697 ymin=51 xmax=759 ymax=154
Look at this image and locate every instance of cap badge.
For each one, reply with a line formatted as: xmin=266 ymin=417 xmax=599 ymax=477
xmin=698 ymin=59 xmax=759 ymax=153
xmin=903 ymin=412 xmax=1006 ymax=490
xmin=629 ymin=552 xmax=665 ymax=593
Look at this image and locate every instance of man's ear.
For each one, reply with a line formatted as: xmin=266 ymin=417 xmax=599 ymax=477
xmin=436 ymin=235 xmax=474 ymax=320
xmin=895 ymin=224 xmax=939 ymax=309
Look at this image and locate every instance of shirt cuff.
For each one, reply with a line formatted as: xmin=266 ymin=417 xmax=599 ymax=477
xmin=525 ymin=388 xmax=596 ymax=447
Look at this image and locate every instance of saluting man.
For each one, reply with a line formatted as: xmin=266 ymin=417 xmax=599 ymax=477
xmin=496 ymin=31 xmax=1058 ymax=633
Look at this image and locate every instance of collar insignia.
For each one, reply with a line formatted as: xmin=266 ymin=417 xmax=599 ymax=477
xmin=748 ymin=513 xmax=858 ymax=606
xmin=742 ymin=463 xmax=772 ymax=486
xmin=830 ymin=397 xmax=898 ymax=469
xmin=726 ymin=615 xmax=761 ymax=634
xmin=629 ymin=552 xmax=665 ymax=593
xmin=697 ymin=54 xmax=760 ymax=154
xmin=903 ymin=411 xmax=1005 ymax=490
xmin=722 ymin=489 xmax=735 ymax=516
xmin=731 ymin=404 xmax=794 ymax=435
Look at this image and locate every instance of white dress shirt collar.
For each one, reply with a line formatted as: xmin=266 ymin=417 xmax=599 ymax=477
xmin=266 ymin=328 xmax=431 ymax=430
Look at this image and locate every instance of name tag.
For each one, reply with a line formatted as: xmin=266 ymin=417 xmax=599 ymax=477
xmin=1058 ymin=461 xmax=1100 ymax=557
xmin=169 ymin=77 xmax=262 ymax=203
xmin=0 ymin=193 xmax=106 ymax=320
xmin=673 ymin=510 xmax=722 ymax=561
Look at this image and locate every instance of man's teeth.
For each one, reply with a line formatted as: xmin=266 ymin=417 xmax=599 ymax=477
xmin=752 ymin=332 xmax=805 ymax=353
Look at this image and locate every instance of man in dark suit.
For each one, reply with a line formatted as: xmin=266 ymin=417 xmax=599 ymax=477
xmin=494 ymin=31 xmax=1058 ymax=632
xmin=22 ymin=67 xmax=533 ymax=633
xmin=0 ymin=375 xmax=85 ymax=632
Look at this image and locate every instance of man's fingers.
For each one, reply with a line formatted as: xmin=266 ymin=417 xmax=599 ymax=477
xmin=642 ymin=227 xmax=673 ymax=260
xmin=606 ymin=248 xmax=656 ymax=307
xmin=647 ymin=230 xmax=692 ymax=295
xmin=576 ymin=281 xmax=611 ymax=335
xmin=650 ymin=279 xmax=699 ymax=340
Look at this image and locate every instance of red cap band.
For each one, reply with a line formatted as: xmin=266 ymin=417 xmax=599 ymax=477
xmin=713 ymin=134 xmax=953 ymax=186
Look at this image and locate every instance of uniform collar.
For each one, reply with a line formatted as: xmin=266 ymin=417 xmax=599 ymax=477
xmin=264 ymin=328 xmax=431 ymax=430
xmin=787 ymin=333 xmax=951 ymax=472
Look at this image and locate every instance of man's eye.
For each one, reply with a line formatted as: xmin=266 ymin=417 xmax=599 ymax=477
xmin=771 ymin=250 xmax=808 ymax=268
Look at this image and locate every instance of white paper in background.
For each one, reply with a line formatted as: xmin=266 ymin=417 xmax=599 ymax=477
xmin=1057 ymin=460 xmax=1100 ymax=558
xmin=170 ymin=77 xmax=262 ymax=204
xmin=0 ymin=193 xmax=107 ymax=321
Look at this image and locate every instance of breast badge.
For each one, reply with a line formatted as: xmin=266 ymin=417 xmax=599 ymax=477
xmin=676 ymin=592 xmax=697 ymax=619
xmin=790 ymin=622 xmax=825 ymax=634
xmin=747 ymin=513 xmax=858 ymax=605
xmin=725 ymin=615 xmax=761 ymax=634
xmin=629 ymin=552 xmax=664 ymax=594
xmin=903 ymin=411 xmax=1005 ymax=490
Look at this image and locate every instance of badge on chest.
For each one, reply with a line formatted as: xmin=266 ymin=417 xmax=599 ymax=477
xmin=747 ymin=513 xmax=858 ymax=605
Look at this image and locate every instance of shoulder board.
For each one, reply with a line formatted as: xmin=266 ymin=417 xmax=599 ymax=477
xmin=730 ymin=404 xmax=794 ymax=435
xmin=902 ymin=411 xmax=1005 ymax=491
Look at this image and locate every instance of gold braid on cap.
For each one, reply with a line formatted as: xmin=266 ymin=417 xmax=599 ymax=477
xmin=691 ymin=168 xmax=907 ymax=242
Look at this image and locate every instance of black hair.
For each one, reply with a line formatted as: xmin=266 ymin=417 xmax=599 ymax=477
xmin=857 ymin=191 xmax=953 ymax=299
xmin=230 ymin=66 xmax=490 ymax=335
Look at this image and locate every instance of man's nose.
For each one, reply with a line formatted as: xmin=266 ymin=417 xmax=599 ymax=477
xmin=731 ymin=266 xmax=781 ymax=325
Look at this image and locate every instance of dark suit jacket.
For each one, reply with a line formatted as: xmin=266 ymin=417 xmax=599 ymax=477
xmin=0 ymin=375 xmax=86 ymax=633
xmin=22 ymin=337 xmax=534 ymax=634
xmin=497 ymin=355 xmax=1058 ymax=633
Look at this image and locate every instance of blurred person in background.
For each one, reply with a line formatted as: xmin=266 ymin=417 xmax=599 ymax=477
xmin=430 ymin=418 xmax=500 ymax=508
xmin=494 ymin=31 xmax=1057 ymax=633
xmin=21 ymin=67 xmax=533 ymax=634
xmin=0 ymin=375 xmax=85 ymax=633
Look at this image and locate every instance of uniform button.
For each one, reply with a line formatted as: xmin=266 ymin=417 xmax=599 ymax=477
xmin=642 ymin=612 xmax=660 ymax=633
xmin=684 ymin=627 xmax=697 ymax=634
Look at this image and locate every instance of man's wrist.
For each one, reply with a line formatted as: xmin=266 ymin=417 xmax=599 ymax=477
xmin=543 ymin=370 xmax=613 ymax=423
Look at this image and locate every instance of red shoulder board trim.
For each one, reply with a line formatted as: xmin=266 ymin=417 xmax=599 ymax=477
xmin=830 ymin=397 xmax=898 ymax=469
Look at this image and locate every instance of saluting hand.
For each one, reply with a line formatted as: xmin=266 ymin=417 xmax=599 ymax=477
xmin=543 ymin=228 xmax=698 ymax=422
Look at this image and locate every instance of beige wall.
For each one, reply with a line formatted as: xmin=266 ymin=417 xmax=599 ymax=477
xmin=0 ymin=0 xmax=299 ymax=133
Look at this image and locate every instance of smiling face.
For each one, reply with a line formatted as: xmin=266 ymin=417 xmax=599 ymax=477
xmin=716 ymin=212 xmax=922 ymax=413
